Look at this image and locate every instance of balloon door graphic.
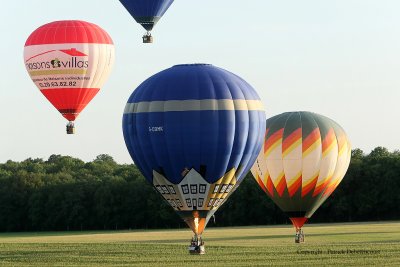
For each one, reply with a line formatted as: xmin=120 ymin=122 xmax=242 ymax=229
xmin=251 ymin=111 xmax=351 ymax=243
xmin=123 ymin=64 xmax=266 ymax=254
xmin=24 ymin=20 xmax=115 ymax=134
xmin=119 ymin=0 xmax=174 ymax=43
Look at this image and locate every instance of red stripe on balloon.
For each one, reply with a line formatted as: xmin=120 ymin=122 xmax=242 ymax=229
xmin=266 ymin=175 xmax=274 ymax=197
xmin=276 ymin=174 xmax=287 ymax=197
xmin=25 ymin=20 xmax=113 ymax=46
xmin=256 ymin=175 xmax=267 ymax=194
xmin=288 ymin=175 xmax=302 ymax=197
xmin=40 ymin=88 xmax=100 ymax=121
xmin=312 ymin=178 xmax=331 ymax=197
xmin=301 ymin=175 xmax=318 ymax=197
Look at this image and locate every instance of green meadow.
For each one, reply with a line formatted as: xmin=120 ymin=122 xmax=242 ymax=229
xmin=0 ymin=222 xmax=399 ymax=266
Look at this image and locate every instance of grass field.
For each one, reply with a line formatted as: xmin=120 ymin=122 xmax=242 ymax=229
xmin=0 ymin=221 xmax=399 ymax=266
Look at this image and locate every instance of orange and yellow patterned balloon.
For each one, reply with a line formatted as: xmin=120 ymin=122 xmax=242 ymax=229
xmin=251 ymin=111 xmax=351 ymax=230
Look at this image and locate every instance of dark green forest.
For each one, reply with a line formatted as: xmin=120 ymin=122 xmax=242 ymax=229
xmin=0 ymin=147 xmax=399 ymax=232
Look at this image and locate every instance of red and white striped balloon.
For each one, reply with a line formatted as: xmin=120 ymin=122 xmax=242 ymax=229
xmin=24 ymin=20 xmax=115 ymax=122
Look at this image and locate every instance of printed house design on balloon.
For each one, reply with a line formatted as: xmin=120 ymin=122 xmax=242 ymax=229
xmin=152 ymin=168 xmax=238 ymax=212
xmin=26 ymin=48 xmax=89 ymax=76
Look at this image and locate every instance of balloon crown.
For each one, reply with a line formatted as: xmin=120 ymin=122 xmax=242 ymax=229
xmin=173 ymin=63 xmax=211 ymax=67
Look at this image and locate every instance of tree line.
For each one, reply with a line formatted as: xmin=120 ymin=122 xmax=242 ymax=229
xmin=0 ymin=147 xmax=398 ymax=232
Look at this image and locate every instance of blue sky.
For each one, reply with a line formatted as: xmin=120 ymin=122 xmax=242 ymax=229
xmin=1 ymin=0 xmax=399 ymax=163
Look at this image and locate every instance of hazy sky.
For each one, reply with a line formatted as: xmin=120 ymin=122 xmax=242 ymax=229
xmin=1 ymin=0 xmax=399 ymax=163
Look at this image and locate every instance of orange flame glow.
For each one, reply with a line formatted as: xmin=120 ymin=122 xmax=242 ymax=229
xmin=194 ymin=217 xmax=199 ymax=233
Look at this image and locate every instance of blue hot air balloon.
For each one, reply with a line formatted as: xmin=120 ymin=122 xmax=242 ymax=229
xmin=119 ymin=0 xmax=174 ymax=43
xmin=122 ymin=64 xmax=266 ymax=254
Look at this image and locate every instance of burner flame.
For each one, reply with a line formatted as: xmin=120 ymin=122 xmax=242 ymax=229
xmin=194 ymin=217 xmax=199 ymax=233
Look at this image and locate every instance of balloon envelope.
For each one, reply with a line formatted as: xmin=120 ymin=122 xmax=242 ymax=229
xmin=123 ymin=64 xmax=266 ymax=234
xmin=24 ymin=20 xmax=115 ymax=122
xmin=251 ymin=111 xmax=351 ymax=229
xmin=119 ymin=0 xmax=174 ymax=31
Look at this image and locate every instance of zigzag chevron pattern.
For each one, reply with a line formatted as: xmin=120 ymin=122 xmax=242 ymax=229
xmin=251 ymin=111 xmax=351 ymax=220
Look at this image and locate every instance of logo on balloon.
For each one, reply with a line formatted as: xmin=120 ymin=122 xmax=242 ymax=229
xmin=51 ymin=58 xmax=61 ymax=68
xmin=25 ymin=49 xmax=89 ymax=71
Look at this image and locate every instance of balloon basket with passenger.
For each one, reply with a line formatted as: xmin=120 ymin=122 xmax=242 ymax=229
xmin=66 ymin=121 xmax=75 ymax=134
xmin=290 ymin=217 xmax=307 ymax=244
xmin=188 ymin=234 xmax=205 ymax=255
xmin=142 ymin=32 xmax=153 ymax=43
xmin=295 ymin=228 xmax=305 ymax=243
